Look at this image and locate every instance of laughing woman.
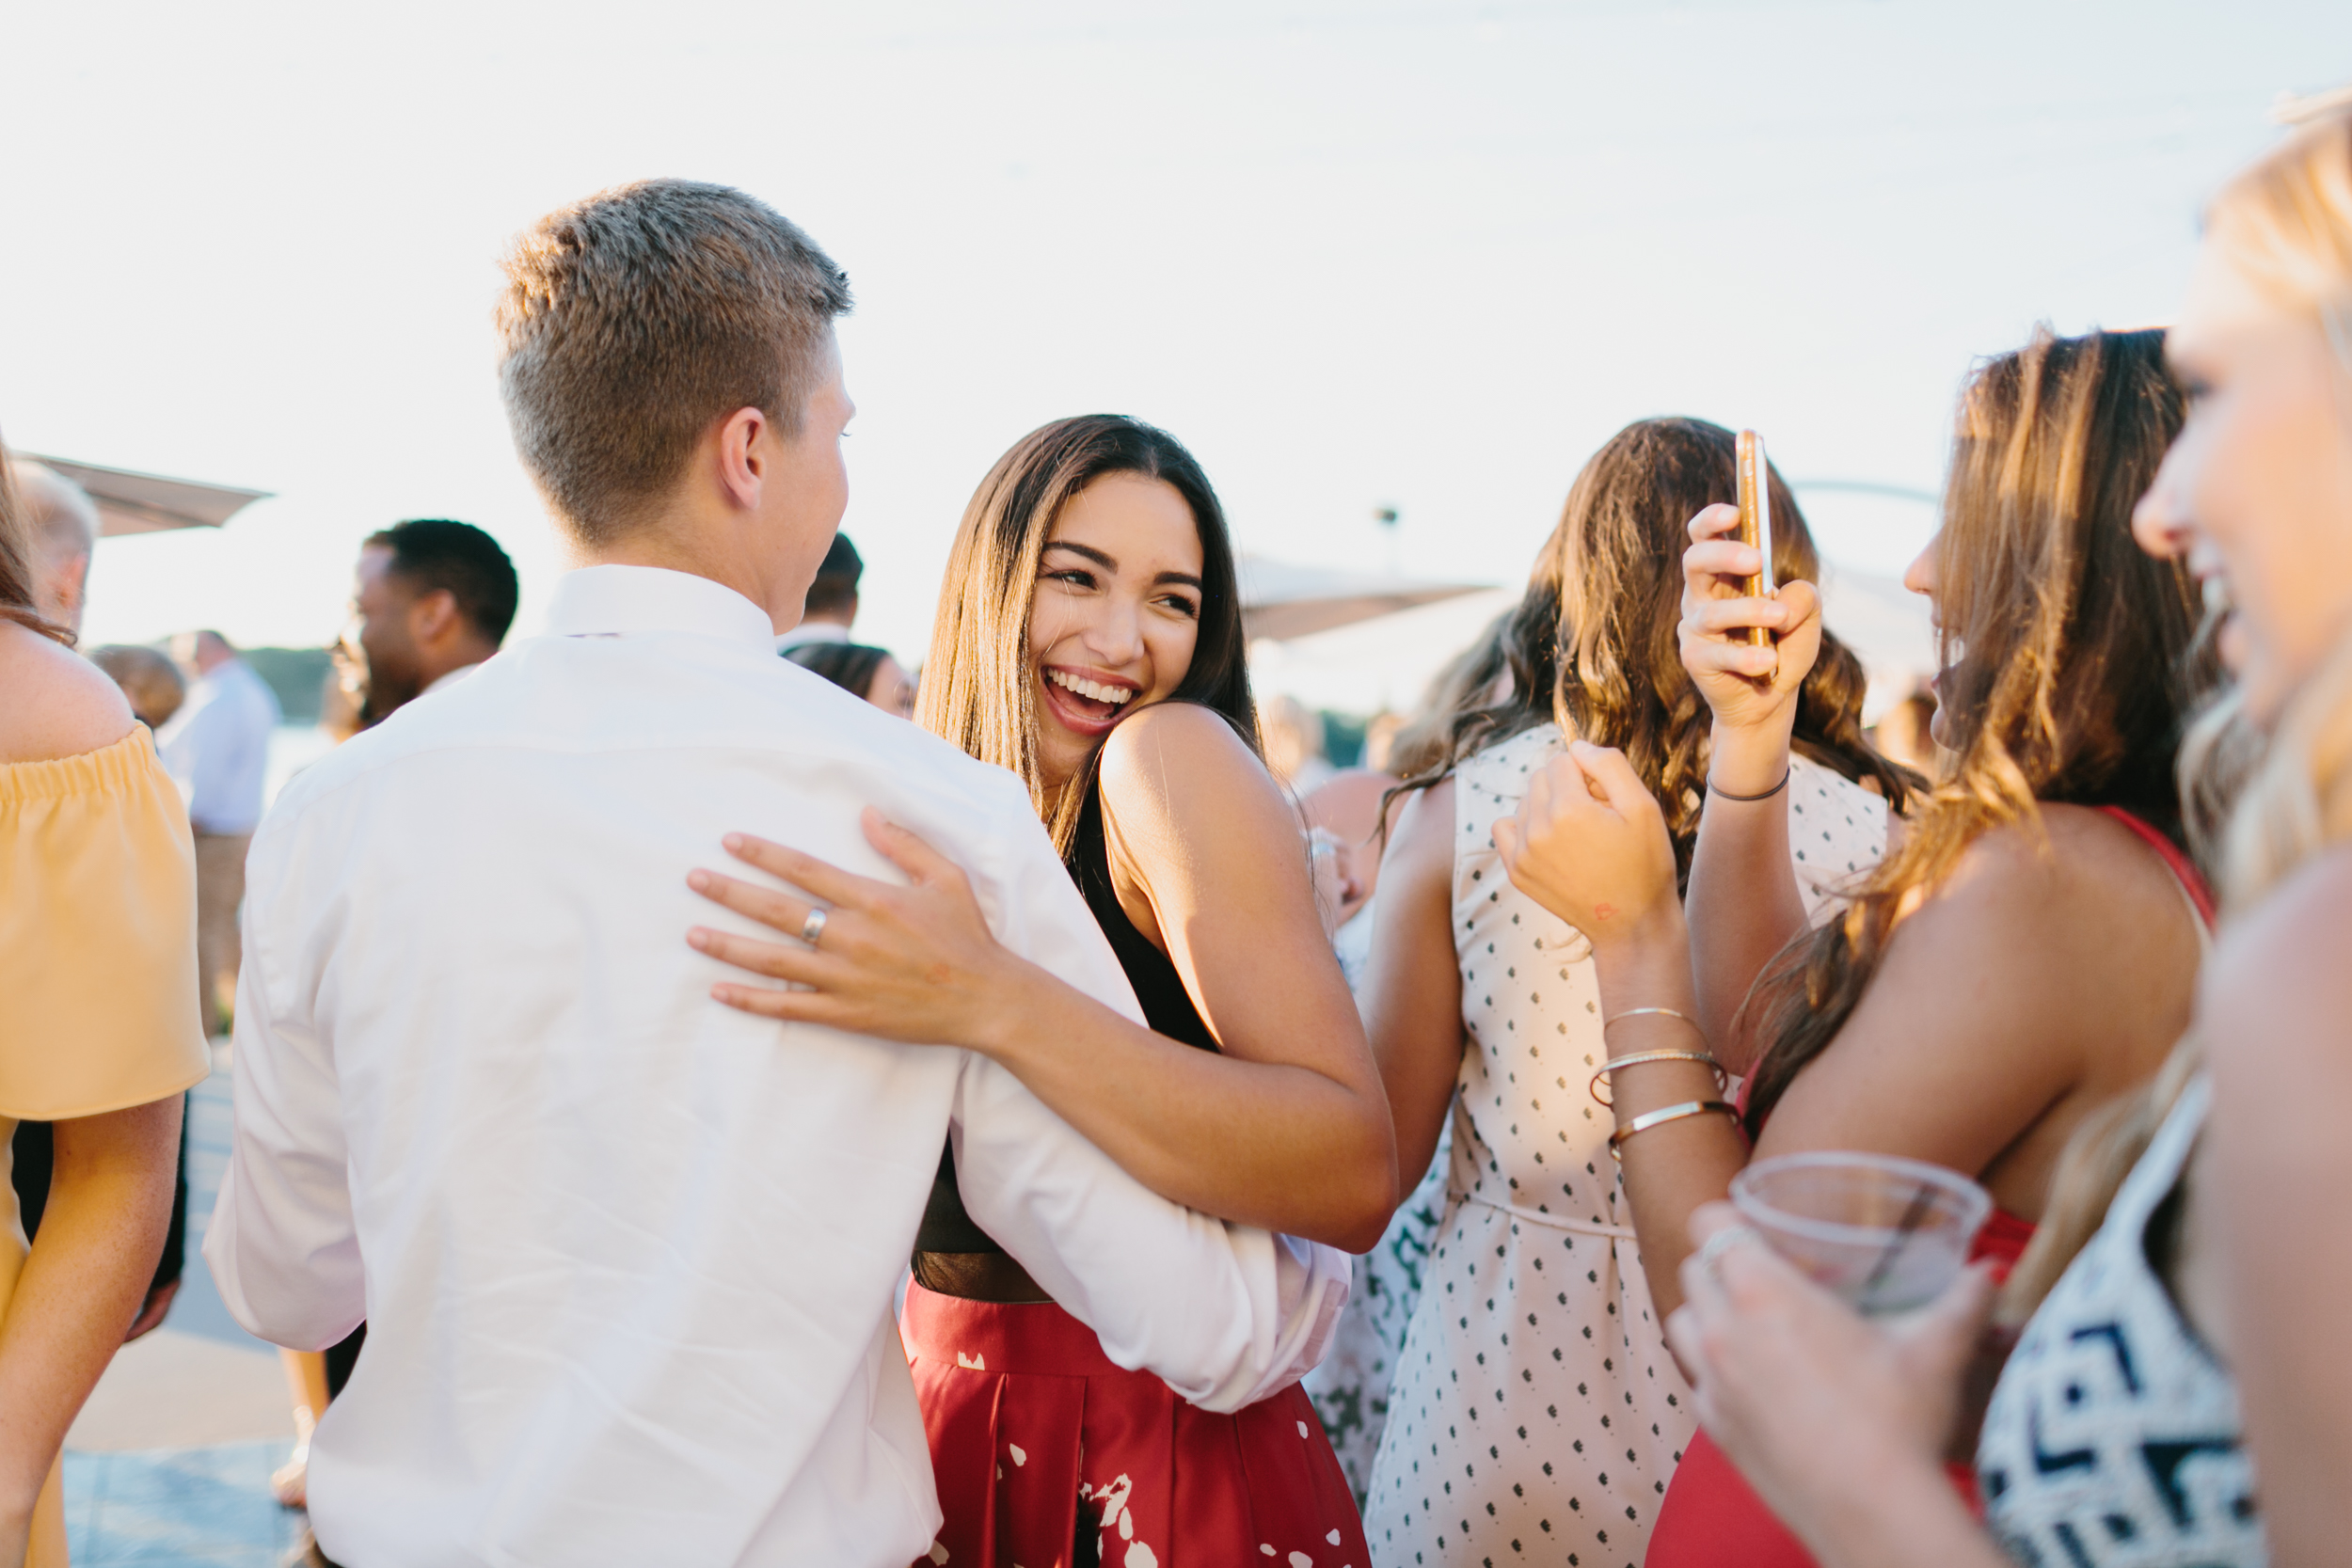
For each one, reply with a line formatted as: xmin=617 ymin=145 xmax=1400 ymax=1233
xmin=687 ymin=415 xmax=1393 ymax=1568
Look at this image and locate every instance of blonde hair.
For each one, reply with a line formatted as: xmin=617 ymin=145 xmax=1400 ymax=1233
xmin=2003 ymin=107 xmax=2352 ymax=1323
xmin=496 ymin=180 xmax=852 ymax=546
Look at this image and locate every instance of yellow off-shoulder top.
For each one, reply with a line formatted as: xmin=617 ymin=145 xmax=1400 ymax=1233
xmin=1 ymin=723 xmax=212 ymax=1564
xmin=1 ymin=723 xmax=213 ymax=1121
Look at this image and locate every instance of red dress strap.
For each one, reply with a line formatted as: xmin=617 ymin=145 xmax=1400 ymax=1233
xmin=2095 ymin=806 xmax=2217 ymax=928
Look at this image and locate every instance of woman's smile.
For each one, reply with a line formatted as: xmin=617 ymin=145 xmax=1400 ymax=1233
xmin=1040 ymin=662 xmax=1140 ymax=736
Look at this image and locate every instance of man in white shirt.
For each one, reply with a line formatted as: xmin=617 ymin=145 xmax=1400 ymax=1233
xmin=205 ymin=179 xmax=1344 ymax=1568
xmin=342 ymin=518 xmax=518 ymax=723
xmin=156 ymin=629 xmax=281 ymax=1037
xmin=773 ymin=529 xmax=860 ymax=653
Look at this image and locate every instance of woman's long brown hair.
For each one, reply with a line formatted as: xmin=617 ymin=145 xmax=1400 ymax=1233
xmin=1396 ymin=417 xmax=1910 ymax=885
xmin=916 ymin=414 xmax=1257 ymax=853
xmin=0 ymin=436 xmax=72 ymax=644
xmin=1740 ymin=328 xmax=2213 ymax=1131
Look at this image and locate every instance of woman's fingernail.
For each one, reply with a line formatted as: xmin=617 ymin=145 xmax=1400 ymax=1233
xmin=688 ymin=928 xmax=710 ymax=949
xmin=723 ymin=834 xmax=745 ymax=851
xmin=688 ymin=870 xmax=710 ymax=891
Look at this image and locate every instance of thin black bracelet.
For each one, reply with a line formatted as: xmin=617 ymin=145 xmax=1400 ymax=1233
xmin=1705 ymin=768 xmax=1789 ymax=802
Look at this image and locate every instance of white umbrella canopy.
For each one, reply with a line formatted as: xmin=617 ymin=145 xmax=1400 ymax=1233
xmin=26 ymin=454 xmax=271 ymax=537
xmin=1237 ymin=552 xmax=1491 ymax=642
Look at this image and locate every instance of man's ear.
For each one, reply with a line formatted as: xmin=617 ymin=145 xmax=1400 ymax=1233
xmin=714 ymin=405 xmax=770 ymax=513
xmin=409 ymin=588 xmax=462 ymax=647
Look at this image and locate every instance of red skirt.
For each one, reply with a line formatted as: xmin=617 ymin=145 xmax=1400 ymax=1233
xmin=901 ymin=1280 xmax=1370 ymax=1568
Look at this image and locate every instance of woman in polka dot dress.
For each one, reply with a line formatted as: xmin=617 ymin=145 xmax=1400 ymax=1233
xmin=1355 ymin=420 xmax=1907 ymax=1568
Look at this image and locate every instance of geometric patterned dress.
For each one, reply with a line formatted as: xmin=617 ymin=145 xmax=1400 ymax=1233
xmin=1977 ymin=1073 xmax=2265 ymax=1566
xmin=1361 ymin=724 xmax=1886 ymax=1568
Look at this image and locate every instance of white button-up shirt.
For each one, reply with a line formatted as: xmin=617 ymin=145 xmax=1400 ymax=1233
xmin=154 ymin=656 xmax=280 ymax=833
xmin=205 ymin=564 xmax=1347 ymax=1568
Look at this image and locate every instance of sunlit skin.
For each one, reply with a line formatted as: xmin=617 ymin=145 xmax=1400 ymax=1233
xmin=2133 ymin=247 xmax=2352 ymax=721
xmin=1024 ymin=472 xmax=1204 ymax=800
xmin=679 ymin=467 xmax=1397 ymax=1252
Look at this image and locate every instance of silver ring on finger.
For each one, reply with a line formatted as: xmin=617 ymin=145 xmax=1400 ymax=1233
xmin=800 ymin=906 xmax=829 ymax=947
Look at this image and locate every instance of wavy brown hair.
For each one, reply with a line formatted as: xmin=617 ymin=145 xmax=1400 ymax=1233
xmin=1397 ymin=417 xmax=1909 ymax=885
xmin=0 ymin=436 xmax=72 ymax=645
xmin=1741 ymin=329 xmax=2212 ymax=1130
xmin=917 ymin=414 xmax=1257 ymax=853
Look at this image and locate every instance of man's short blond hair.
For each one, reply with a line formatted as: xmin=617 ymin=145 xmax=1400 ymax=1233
xmin=495 ymin=180 xmax=852 ymax=546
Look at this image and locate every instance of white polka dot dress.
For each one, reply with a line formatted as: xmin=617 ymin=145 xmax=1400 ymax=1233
xmin=1360 ymin=727 xmax=1885 ymax=1568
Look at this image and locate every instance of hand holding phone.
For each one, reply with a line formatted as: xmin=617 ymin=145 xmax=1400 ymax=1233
xmin=1735 ymin=430 xmax=1777 ymax=649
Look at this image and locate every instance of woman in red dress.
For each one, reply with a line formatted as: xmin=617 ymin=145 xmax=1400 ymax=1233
xmin=688 ymin=415 xmax=1393 ymax=1567
xmin=1486 ymin=329 xmax=2220 ymax=1566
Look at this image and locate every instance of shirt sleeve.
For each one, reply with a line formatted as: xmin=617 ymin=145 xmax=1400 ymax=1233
xmin=0 ymin=728 xmax=211 ymax=1119
xmin=946 ymin=793 xmax=1351 ymax=1413
xmin=200 ymin=816 xmax=366 ymax=1350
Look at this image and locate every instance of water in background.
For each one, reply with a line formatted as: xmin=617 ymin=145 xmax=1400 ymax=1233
xmin=263 ymin=724 xmax=335 ymax=810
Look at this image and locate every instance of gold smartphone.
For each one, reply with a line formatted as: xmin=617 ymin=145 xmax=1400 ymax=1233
xmin=1735 ymin=430 xmax=1778 ymax=648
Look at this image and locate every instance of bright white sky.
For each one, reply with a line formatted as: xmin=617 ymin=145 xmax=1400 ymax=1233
xmin=6 ymin=2 xmax=2344 ymax=703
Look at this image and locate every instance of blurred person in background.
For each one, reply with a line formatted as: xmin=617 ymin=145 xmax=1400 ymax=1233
xmin=156 ymin=630 xmax=279 ymax=1037
xmin=0 ymin=444 xmax=210 ymax=1568
xmin=1259 ymin=691 xmax=1337 ymax=794
xmin=1662 ymin=103 xmax=2352 ymax=1568
xmin=783 ymin=639 xmax=915 ymax=717
xmin=342 ymin=518 xmax=518 ymax=726
xmin=775 ymin=530 xmax=860 ymax=652
xmin=87 ymin=646 xmax=186 ymax=731
xmin=8 ymin=462 xmax=96 ymax=639
xmin=1359 ymin=419 xmax=1910 ymax=1567
xmin=1868 ymin=683 xmax=1942 ymax=775
xmin=1498 ymin=333 xmax=2213 ymax=1568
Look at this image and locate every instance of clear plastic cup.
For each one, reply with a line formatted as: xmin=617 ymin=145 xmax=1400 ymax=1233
xmin=1728 ymin=1152 xmax=1992 ymax=1316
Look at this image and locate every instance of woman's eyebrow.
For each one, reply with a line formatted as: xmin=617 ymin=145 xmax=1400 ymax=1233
xmin=1154 ymin=571 xmax=1205 ymax=590
xmin=1044 ymin=541 xmax=1117 ymax=570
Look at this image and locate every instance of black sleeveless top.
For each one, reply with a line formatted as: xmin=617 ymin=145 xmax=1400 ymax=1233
xmin=914 ymin=778 xmax=1220 ymax=1255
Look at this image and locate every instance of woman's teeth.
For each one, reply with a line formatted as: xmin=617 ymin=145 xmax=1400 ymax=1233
xmin=1049 ymin=669 xmax=1132 ymax=706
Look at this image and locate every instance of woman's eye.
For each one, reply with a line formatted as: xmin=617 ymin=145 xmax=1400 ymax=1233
xmin=1049 ymin=569 xmax=1095 ymax=589
xmin=1160 ymin=595 xmax=1200 ymax=618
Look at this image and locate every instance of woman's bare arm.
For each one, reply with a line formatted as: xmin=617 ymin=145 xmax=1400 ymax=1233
xmin=2201 ymin=849 xmax=2352 ymax=1566
xmin=1359 ymin=780 xmax=1468 ymax=1192
xmin=1674 ymin=503 xmax=1838 ymax=1065
xmin=0 ymin=1099 xmax=181 ymax=1539
xmin=1499 ymin=746 xmax=2198 ymax=1321
xmin=690 ymin=705 xmax=1398 ymax=1251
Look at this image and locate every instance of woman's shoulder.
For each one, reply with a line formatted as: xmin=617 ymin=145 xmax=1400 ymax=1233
xmin=0 ymin=624 xmax=134 ymax=766
xmin=2205 ymin=845 xmax=2352 ymax=1049
xmin=1918 ymin=805 xmax=2198 ymax=956
xmin=1099 ymin=700 xmax=1266 ymax=800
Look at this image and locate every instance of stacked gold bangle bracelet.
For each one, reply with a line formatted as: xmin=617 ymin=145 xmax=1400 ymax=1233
xmin=1594 ymin=1006 xmax=1738 ymax=1158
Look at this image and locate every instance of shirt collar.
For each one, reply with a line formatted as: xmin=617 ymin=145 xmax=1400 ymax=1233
xmin=545 ymin=566 xmax=779 ymax=652
xmin=421 ymin=662 xmax=484 ymax=697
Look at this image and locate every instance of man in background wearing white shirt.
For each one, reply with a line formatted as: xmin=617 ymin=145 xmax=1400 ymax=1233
xmin=157 ymin=629 xmax=280 ymax=1037
xmin=342 ymin=518 xmax=517 ymax=725
xmin=773 ymin=528 xmax=860 ymax=653
xmin=205 ymin=180 xmax=1343 ymax=1568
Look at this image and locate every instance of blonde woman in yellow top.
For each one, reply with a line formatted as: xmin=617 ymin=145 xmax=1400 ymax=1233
xmin=0 ymin=452 xmax=210 ymax=1567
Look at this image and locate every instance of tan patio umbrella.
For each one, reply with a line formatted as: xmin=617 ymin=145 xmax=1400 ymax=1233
xmin=1238 ymin=553 xmax=1489 ymax=642
xmin=26 ymin=454 xmax=271 ymax=537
